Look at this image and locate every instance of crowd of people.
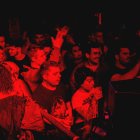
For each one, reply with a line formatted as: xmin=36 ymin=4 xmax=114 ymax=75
xmin=0 ymin=24 xmax=140 ymax=140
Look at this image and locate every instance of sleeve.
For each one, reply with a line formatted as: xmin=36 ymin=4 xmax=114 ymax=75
xmin=49 ymin=47 xmax=61 ymax=63
xmin=71 ymin=91 xmax=83 ymax=109
xmin=21 ymin=98 xmax=45 ymax=132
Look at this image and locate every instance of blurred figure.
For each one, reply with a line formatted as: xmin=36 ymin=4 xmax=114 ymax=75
xmin=110 ymin=40 xmax=140 ymax=81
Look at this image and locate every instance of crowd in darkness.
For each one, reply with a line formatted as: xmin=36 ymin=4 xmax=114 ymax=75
xmin=0 ymin=14 xmax=140 ymax=140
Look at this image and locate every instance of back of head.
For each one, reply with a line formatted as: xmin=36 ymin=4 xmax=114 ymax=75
xmin=7 ymin=38 xmax=24 ymax=48
xmin=2 ymin=61 xmax=19 ymax=74
xmin=0 ymin=64 xmax=13 ymax=93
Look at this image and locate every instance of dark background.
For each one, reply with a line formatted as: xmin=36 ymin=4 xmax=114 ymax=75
xmin=1 ymin=1 xmax=140 ymax=36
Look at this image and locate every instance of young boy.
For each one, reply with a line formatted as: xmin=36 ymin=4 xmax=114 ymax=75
xmin=71 ymin=67 xmax=103 ymax=139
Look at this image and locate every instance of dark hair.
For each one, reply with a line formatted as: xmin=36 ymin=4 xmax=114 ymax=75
xmin=7 ymin=38 xmax=24 ymax=47
xmin=113 ymin=39 xmax=131 ymax=55
xmin=86 ymin=41 xmax=102 ymax=54
xmin=0 ymin=65 xmax=13 ymax=93
xmin=74 ymin=67 xmax=95 ymax=88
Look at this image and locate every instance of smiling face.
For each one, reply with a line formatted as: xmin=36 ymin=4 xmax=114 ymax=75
xmin=86 ymin=48 xmax=101 ymax=65
xmin=119 ymin=48 xmax=130 ymax=64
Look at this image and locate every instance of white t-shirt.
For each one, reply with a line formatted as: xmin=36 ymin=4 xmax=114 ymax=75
xmin=72 ymin=89 xmax=98 ymax=123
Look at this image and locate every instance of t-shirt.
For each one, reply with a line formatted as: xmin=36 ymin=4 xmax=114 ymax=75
xmin=32 ymin=83 xmax=69 ymax=117
xmin=72 ymin=89 xmax=98 ymax=123
xmin=110 ymin=66 xmax=131 ymax=76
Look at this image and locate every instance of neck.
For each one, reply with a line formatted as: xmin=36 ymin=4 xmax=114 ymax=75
xmin=86 ymin=61 xmax=99 ymax=72
xmin=42 ymin=81 xmax=57 ymax=91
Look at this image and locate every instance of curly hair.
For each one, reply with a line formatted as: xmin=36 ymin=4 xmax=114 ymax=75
xmin=0 ymin=65 xmax=13 ymax=93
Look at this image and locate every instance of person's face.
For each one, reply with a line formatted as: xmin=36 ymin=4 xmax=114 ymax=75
xmin=34 ymin=34 xmax=45 ymax=45
xmin=43 ymin=66 xmax=61 ymax=87
xmin=8 ymin=46 xmax=18 ymax=56
xmin=95 ymin=32 xmax=104 ymax=43
xmin=81 ymin=76 xmax=95 ymax=91
xmin=0 ymin=36 xmax=5 ymax=48
xmin=118 ymin=48 xmax=130 ymax=64
xmin=31 ymin=49 xmax=46 ymax=65
xmin=72 ymin=45 xmax=82 ymax=60
xmin=87 ymin=48 xmax=101 ymax=65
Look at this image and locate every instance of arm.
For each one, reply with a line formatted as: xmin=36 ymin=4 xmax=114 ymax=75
xmin=49 ymin=26 xmax=69 ymax=63
xmin=66 ymin=101 xmax=74 ymax=125
xmin=111 ymin=61 xmax=140 ymax=81
xmin=41 ymin=109 xmax=79 ymax=139
xmin=75 ymin=107 xmax=93 ymax=122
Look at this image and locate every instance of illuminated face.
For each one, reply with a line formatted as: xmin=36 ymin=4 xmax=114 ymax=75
xmin=118 ymin=48 xmax=130 ymax=64
xmin=0 ymin=36 xmax=5 ymax=48
xmin=43 ymin=66 xmax=61 ymax=87
xmin=95 ymin=32 xmax=104 ymax=43
xmin=31 ymin=49 xmax=46 ymax=65
xmin=8 ymin=46 xmax=18 ymax=56
xmin=87 ymin=48 xmax=101 ymax=65
xmin=81 ymin=76 xmax=95 ymax=91
xmin=72 ymin=45 xmax=82 ymax=60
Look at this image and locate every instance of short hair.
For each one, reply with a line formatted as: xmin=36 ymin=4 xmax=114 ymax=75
xmin=7 ymin=38 xmax=24 ymax=48
xmin=41 ymin=61 xmax=60 ymax=76
xmin=74 ymin=67 xmax=95 ymax=88
xmin=113 ymin=39 xmax=131 ymax=55
xmin=86 ymin=41 xmax=102 ymax=54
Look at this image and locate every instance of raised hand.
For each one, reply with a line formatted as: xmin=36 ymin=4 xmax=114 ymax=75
xmin=51 ymin=26 xmax=69 ymax=49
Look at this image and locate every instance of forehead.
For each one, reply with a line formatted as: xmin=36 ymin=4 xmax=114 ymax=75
xmin=35 ymin=34 xmax=44 ymax=38
xmin=83 ymin=76 xmax=94 ymax=83
xmin=95 ymin=32 xmax=103 ymax=36
xmin=0 ymin=36 xmax=5 ymax=41
xmin=48 ymin=66 xmax=60 ymax=72
xmin=120 ymin=48 xmax=130 ymax=53
xmin=72 ymin=45 xmax=80 ymax=51
xmin=90 ymin=47 xmax=101 ymax=53
xmin=8 ymin=46 xmax=17 ymax=49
